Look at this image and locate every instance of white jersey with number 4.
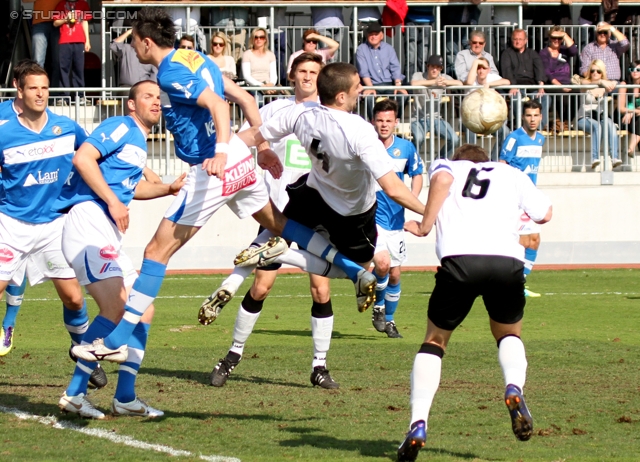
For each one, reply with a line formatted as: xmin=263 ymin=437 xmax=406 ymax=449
xmin=241 ymin=97 xmax=311 ymax=211
xmin=259 ymin=102 xmax=394 ymax=216
xmin=430 ymin=159 xmax=551 ymax=262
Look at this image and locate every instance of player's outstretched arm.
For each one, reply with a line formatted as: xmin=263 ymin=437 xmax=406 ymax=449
xmin=142 ymin=167 xmax=162 ymax=184
xmin=73 ymin=143 xmax=130 ymax=233
xmin=405 ymin=170 xmax=453 ymax=237
xmin=134 ymin=173 xmax=187 ymax=200
xmin=377 ymin=170 xmax=425 ymax=215
xmin=237 ymin=126 xmax=267 ymax=149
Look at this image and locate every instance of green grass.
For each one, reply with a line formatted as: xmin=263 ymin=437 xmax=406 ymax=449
xmin=1 ymin=269 xmax=640 ymax=461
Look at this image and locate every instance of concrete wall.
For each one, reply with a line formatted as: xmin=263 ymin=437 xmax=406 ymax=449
xmin=123 ymin=172 xmax=640 ymax=270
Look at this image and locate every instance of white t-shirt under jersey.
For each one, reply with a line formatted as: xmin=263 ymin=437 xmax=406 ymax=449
xmin=429 ymin=159 xmax=551 ymax=262
xmin=259 ymin=102 xmax=394 ymax=216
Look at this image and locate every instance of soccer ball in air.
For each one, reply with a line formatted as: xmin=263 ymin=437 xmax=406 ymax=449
xmin=461 ymin=88 xmax=508 ymax=135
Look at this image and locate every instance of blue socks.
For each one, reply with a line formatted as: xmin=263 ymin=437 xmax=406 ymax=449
xmin=104 ymin=259 xmax=165 ymax=350
xmin=385 ymin=282 xmax=401 ymax=322
xmin=63 ymin=301 xmax=89 ymax=346
xmin=115 ymin=322 xmax=150 ymax=403
xmin=524 ymin=248 xmax=538 ymax=277
xmin=66 ymin=316 xmax=116 ymax=396
xmin=3 ymin=278 xmax=27 ymax=330
xmin=282 ymin=220 xmax=363 ymax=282
xmin=375 ymin=272 xmax=389 ymax=309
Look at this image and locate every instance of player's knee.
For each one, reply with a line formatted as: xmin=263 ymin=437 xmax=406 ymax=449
xmin=311 ymin=299 xmax=333 ymax=318
xmin=375 ymin=260 xmax=391 ymax=276
xmin=60 ymin=291 xmax=84 ymax=311
xmin=310 ymin=284 xmax=331 ymax=304
xmin=389 ymin=267 xmax=401 ymax=285
xmin=529 ymin=234 xmax=541 ymax=249
xmin=418 ymin=342 xmax=445 ymax=358
xmin=250 ymin=280 xmax=272 ymax=300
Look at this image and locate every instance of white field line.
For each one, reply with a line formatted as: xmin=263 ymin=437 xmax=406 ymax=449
xmin=0 ymin=405 xmax=240 ymax=462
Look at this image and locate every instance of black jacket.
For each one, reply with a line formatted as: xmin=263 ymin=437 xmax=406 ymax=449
xmin=499 ymin=47 xmax=547 ymax=86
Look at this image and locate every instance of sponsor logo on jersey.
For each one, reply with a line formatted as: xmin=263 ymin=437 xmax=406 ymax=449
xmin=0 ymin=247 xmax=14 ymax=263
xmin=65 ymin=171 xmax=74 ymax=186
xmin=109 ymin=123 xmax=129 ymax=143
xmin=520 ymin=213 xmax=531 ymax=222
xmin=99 ymin=245 xmax=118 ymax=260
xmin=284 ymin=140 xmax=311 ymax=171
xmin=505 ymin=138 xmax=516 ymax=151
xmin=52 ymin=125 xmax=62 ymax=135
xmin=100 ymin=133 xmax=109 ymax=143
xmin=205 ymin=119 xmax=215 ymax=137
xmin=47 ymin=261 xmax=69 ymax=270
xmin=3 ymin=135 xmax=75 ymax=165
xmin=23 ymin=169 xmax=60 ymax=187
xmin=99 ymin=262 xmax=122 ymax=274
xmin=392 ymin=148 xmax=401 ymax=157
xmin=122 ymin=178 xmax=138 ymax=190
xmin=171 ymin=49 xmax=205 ymax=73
xmin=172 ymin=81 xmax=194 ymax=99
xmin=223 ymin=155 xmax=256 ymax=196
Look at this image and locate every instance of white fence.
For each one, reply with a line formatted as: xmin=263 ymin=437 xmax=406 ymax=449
xmin=2 ymin=84 xmax=639 ymax=175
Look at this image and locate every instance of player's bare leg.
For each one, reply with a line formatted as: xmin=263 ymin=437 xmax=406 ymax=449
xmin=519 ymin=233 xmax=541 ymax=298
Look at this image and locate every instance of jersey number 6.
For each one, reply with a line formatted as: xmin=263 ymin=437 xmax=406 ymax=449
xmin=461 ymin=168 xmax=493 ymax=200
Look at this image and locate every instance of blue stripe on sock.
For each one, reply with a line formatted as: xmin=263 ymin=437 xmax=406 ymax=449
xmin=375 ymin=273 xmax=389 ymax=308
xmin=63 ymin=301 xmax=89 ymax=345
xmin=385 ymin=282 xmax=401 ymax=321
xmin=282 ymin=220 xmax=312 ymax=247
xmin=524 ymin=248 xmax=538 ymax=276
xmin=114 ymin=322 xmax=150 ymax=403
xmin=3 ymin=278 xmax=27 ymax=330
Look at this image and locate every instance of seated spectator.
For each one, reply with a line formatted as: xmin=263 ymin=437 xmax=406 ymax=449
xmin=465 ymin=58 xmax=509 ymax=88
xmin=168 ymin=7 xmax=206 ymax=51
xmin=356 ymin=21 xmax=407 ymax=119
xmin=53 ymin=0 xmax=92 ymax=105
xmin=207 ymin=32 xmax=237 ymax=80
xmin=464 ymin=58 xmax=510 ymax=153
xmin=242 ymin=28 xmax=277 ymax=106
xmin=579 ymin=22 xmax=629 ymax=83
xmin=286 ymin=29 xmax=339 ymax=74
xmin=500 ymin=29 xmax=549 ymax=129
xmin=455 ymin=30 xmax=499 ymax=82
xmin=110 ymin=29 xmax=157 ymax=87
xmin=617 ymin=61 xmax=640 ymax=157
xmin=208 ymin=7 xmax=249 ymax=62
xmin=539 ymin=26 xmax=578 ymax=132
xmin=410 ymin=54 xmax=462 ymax=159
xmin=178 ymin=35 xmax=195 ymax=50
xmin=576 ymin=59 xmax=621 ymax=170
xmin=442 ymin=1 xmax=481 ymax=77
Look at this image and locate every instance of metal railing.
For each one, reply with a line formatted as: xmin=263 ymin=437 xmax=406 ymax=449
xmin=2 ymin=84 xmax=639 ymax=176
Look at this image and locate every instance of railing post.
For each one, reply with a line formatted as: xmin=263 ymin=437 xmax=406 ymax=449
xmin=429 ymin=96 xmax=435 ymax=163
xmin=435 ymin=7 xmax=441 ymax=56
xmin=352 ymin=7 xmax=358 ymax=65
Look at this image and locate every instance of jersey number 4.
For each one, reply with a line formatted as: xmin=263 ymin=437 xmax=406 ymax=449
xmin=461 ymin=167 xmax=493 ymax=200
xmin=310 ymin=138 xmax=330 ymax=173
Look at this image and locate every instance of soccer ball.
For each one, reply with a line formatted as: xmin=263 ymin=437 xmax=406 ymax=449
xmin=461 ymin=88 xmax=508 ymax=135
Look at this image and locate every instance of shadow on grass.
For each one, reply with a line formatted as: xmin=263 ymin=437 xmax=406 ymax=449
xmin=278 ymin=429 xmax=480 ymax=460
xmin=254 ymin=329 xmax=375 ymax=340
xmin=0 ymin=392 xmax=91 ymax=427
xmin=141 ymin=368 xmax=309 ymax=388
xmin=157 ymin=410 xmax=315 ymax=423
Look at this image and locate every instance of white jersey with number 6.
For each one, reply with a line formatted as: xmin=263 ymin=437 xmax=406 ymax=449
xmin=259 ymin=102 xmax=394 ymax=216
xmin=429 ymin=159 xmax=551 ymax=262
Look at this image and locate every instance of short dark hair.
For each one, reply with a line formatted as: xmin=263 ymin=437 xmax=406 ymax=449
xmin=372 ymin=99 xmax=398 ymax=119
xmin=16 ymin=61 xmax=48 ymax=89
xmin=128 ymin=80 xmax=158 ymax=101
xmin=452 ymin=144 xmax=490 ymax=163
xmin=288 ymin=52 xmax=323 ymax=81
xmin=523 ymin=99 xmax=542 ymax=113
xmin=317 ymin=62 xmax=358 ymax=106
xmin=13 ymin=59 xmax=37 ymax=85
xmin=179 ymin=35 xmax=195 ymax=46
xmin=132 ymin=7 xmax=176 ymax=49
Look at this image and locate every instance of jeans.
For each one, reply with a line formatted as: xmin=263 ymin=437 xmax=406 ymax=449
xmin=59 ymin=43 xmax=85 ymax=99
xmin=577 ymin=116 xmax=619 ymax=162
xmin=31 ymin=22 xmax=60 ymax=87
xmin=411 ymin=116 xmax=460 ymax=159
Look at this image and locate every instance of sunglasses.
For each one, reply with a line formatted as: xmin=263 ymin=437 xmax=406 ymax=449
xmin=254 ymin=35 xmax=266 ymax=40
xmin=630 ymin=67 xmax=640 ymax=72
xmin=212 ymin=42 xmax=225 ymax=48
xmin=179 ymin=45 xmax=194 ymax=50
xmin=304 ymin=39 xmax=318 ymax=44
xmin=597 ymin=30 xmax=609 ymax=35
xmin=550 ymin=36 xmax=563 ymax=40
xmin=590 ymin=69 xmax=602 ymax=74
xmin=477 ymin=65 xmax=488 ymax=69
xmin=471 ymin=41 xmax=485 ymax=45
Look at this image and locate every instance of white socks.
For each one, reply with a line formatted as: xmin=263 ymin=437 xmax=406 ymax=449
xmin=498 ymin=335 xmax=527 ymax=390
xmin=311 ymin=315 xmax=333 ymax=368
xmin=410 ymin=353 xmax=442 ymax=427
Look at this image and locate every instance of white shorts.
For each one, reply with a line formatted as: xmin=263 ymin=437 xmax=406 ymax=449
xmin=517 ymin=210 xmax=541 ymax=235
xmin=165 ymin=136 xmax=269 ymax=227
xmin=374 ymin=226 xmax=407 ymax=267
xmin=62 ymin=201 xmax=137 ymax=287
xmin=0 ymin=212 xmax=75 ymax=286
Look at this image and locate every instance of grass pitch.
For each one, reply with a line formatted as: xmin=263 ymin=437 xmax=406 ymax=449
xmin=1 ymin=269 xmax=640 ymax=461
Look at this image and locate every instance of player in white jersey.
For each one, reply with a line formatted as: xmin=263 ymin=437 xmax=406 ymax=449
xmin=0 ymin=62 xmax=108 ymax=386
xmin=71 ymin=9 xmax=382 ymax=366
xmin=56 ymin=81 xmax=185 ymax=419
xmin=397 ymin=145 xmax=552 ymax=461
xmin=370 ymin=99 xmax=423 ymax=339
xmin=500 ymin=100 xmax=546 ymax=298
xmin=205 ymin=53 xmax=346 ymax=389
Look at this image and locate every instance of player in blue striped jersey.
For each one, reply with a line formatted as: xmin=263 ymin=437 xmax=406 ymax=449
xmin=500 ymin=100 xmax=546 ymax=297
xmin=70 ymin=8 xmax=379 ymax=365
xmin=370 ymin=99 xmax=423 ymax=339
xmin=0 ymin=62 xmax=92 ymax=377
xmin=59 ymin=80 xmax=185 ymax=419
